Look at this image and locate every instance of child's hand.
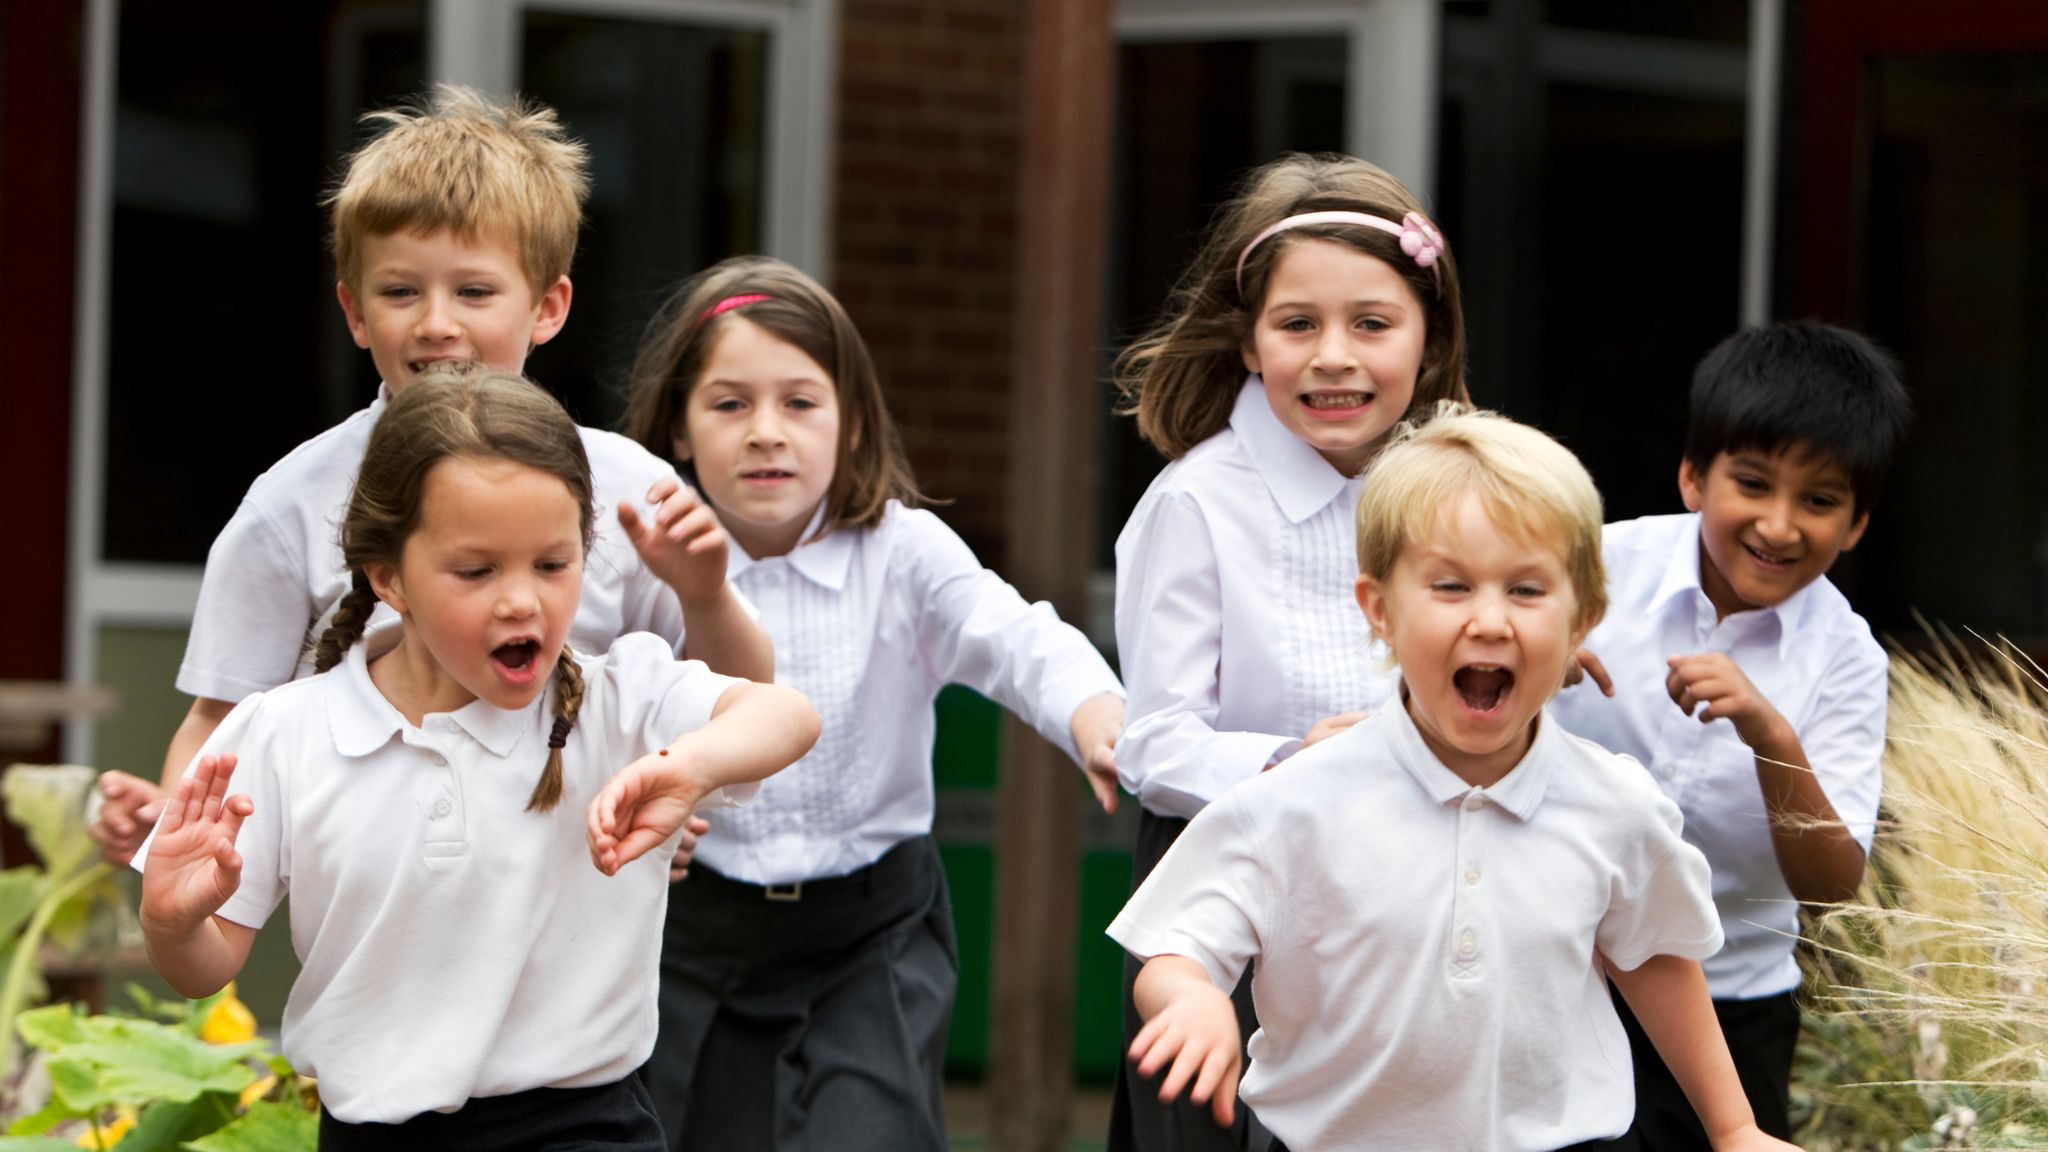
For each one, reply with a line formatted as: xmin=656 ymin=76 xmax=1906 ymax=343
xmin=1564 ymin=646 xmax=1615 ymax=696
xmin=1070 ymin=692 xmax=1124 ymax=814
xmin=1129 ymin=979 xmax=1242 ymax=1129
xmin=668 ymin=815 xmax=712 ymax=882
xmin=1708 ymin=1124 xmax=1802 ymax=1152
xmin=89 ymin=769 xmax=165 ymax=867
xmin=1302 ymin=710 xmax=1366 ymax=749
xmin=619 ymin=476 xmax=731 ymax=606
xmin=139 ymin=755 xmax=251 ymax=936
xmin=588 ymin=748 xmax=712 ymax=876
xmin=1666 ymin=652 xmax=1790 ymax=750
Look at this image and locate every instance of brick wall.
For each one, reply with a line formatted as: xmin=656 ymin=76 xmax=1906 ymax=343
xmin=832 ymin=0 xmax=1023 ymax=566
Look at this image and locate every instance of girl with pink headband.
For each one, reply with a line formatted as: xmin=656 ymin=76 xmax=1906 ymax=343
xmin=619 ymin=255 xmax=1126 ymax=1152
xmin=1109 ymin=152 xmax=1470 ymax=1151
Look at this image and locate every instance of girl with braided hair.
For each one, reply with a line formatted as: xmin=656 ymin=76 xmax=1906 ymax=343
xmin=136 ymin=369 xmax=819 ymax=1152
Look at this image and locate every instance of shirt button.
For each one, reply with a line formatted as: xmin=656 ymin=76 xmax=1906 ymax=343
xmin=433 ymin=798 xmax=452 ymax=818
xmin=429 ymin=753 xmax=447 ymax=767
xmin=1463 ymin=794 xmax=1485 ymax=812
xmin=1464 ymin=866 xmax=1482 ymax=886
xmin=1458 ymin=930 xmax=1478 ymax=957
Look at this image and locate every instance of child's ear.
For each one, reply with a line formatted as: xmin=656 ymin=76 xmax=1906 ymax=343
xmin=1677 ymin=458 xmax=1707 ymax=512
xmin=530 ymin=275 xmax=573 ymax=347
xmin=366 ymin=561 xmax=408 ymax=616
xmin=336 ymin=281 xmax=372 ymax=350
xmin=669 ymin=415 xmax=692 ymax=465
xmin=1241 ymin=332 xmax=1262 ymax=377
xmin=1354 ymin=574 xmax=1388 ymax=638
xmin=1841 ymin=509 xmax=1870 ymax=553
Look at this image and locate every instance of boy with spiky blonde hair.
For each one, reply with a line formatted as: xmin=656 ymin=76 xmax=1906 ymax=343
xmin=1110 ymin=408 xmax=1798 ymax=1152
xmin=92 ymin=85 xmax=770 ymax=864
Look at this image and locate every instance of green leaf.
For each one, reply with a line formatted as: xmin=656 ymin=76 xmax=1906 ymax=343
xmin=43 ymin=1018 xmax=260 ymax=1113
xmin=2 ymin=765 xmax=102 ymax=881
xmin=178 ymin=1101 xmax=318 ymax=1152
xmin=0 ymin=1137 xmax=93 ymax=1151
xmin=16 ymin=1003 xmax=89 ymax=1051
xmin=0 ymin=868 xmax=43 ymax=943
xmin=120 ymin=1092 xmax=242 ymax=1151
xmin=3 ymin=1099 xmax=82 ymax=1137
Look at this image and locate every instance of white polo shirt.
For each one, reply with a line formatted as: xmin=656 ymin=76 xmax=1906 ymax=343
xmin=176 ymin=388 xmax=690 ymax=703
xmin=1114 ymin=378 xmax=1396 ymax=819
xmin=1108 ymin=699 xmax=1722 ymax=1152
xmin=1549 ymin=512 xmax=1887 ymax=999
xmin=145 ymin=628 xmax=743 ymax=1124
xmin=695 ymin=502 xmax=1124 ymax=886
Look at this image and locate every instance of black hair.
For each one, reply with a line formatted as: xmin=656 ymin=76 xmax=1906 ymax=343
xmin=1683 ymin=321 xmax=1911 ymax=513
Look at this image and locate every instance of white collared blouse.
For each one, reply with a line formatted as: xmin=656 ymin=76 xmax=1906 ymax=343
xmin=691 ymin=502 xmax=1124 ymax=886
xmin=1113 ymin=378 xmax=1395 ymax=819
xmin=1548 ymin=512 xmax=1887 ymax=998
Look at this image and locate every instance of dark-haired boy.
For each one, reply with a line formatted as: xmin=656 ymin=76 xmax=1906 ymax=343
xmin=1551 ymin=321 xmax=1911 ymax=1149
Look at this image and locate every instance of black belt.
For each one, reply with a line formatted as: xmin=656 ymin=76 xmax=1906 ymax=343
xmin=688 ymin=835 xmax=929 ymax=904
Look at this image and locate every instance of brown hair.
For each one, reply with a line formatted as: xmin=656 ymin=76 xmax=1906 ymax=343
xmin=1115 ymin=153 xmax=1470 ymax=460
xmin=311 ymin=363 xmax=594 ymax=813
xmin=328 ymin=83 xmax=590 ymax=297
xmin=622 ymin=255 xmax=924 ymax=539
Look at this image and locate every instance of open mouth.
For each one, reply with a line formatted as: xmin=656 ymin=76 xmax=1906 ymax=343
xmin=742 ymin=468 xmax=794 ymax=482
xmin=492 ymin=639 xmax=540 ymax=673
xmin=1742 ymin=541 xmax=1795 ymax=569
xmin=1302 ymin=391 xmax=1373 ymax=411
xmin=1453 ymin=665 xmax=1514 ymax=714
xmin=409 ymin=356 xmax=476 ymax=376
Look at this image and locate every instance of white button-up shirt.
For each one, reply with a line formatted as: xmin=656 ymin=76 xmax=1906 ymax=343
xmin=144 ymin=628 xmax=743 ymax=1124
xmin=1114 ymin=379 xmax=1395 ymax=819
xmin=1108 ymin=699 xmax=1721 ymax=1152
xmin=1549 ymin=512 xmax=1887 ymax=999
xmin=178 ymin=387 xmax=690 ymax=703
xmin=694 ymin=502 xmax=1124 ymax=886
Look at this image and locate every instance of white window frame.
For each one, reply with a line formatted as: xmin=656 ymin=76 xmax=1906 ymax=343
xmin=64 ymin=0 xmax=835 ymax=763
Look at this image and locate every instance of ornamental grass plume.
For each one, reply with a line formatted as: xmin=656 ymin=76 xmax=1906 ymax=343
xmin=1795 ymin=632 xmax=2048 ymax=1151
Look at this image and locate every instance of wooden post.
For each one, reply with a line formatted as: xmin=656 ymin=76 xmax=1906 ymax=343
xmin=988 ymin=0 xmax=1113 ymax=1147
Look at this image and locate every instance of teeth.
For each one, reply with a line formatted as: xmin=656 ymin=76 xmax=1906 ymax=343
xmin=1303 ymin=393 xmax=1369 ymax=410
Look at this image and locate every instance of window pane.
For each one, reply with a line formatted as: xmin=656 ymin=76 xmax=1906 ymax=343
xmin=103 ymin=0 xmax=425 ymax=564
xmin=518 ymin=11 xmax=768 ymax=432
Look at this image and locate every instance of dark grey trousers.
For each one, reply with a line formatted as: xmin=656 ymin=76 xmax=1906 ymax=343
xmin=1108 ymin=808 xmax=1274 ymax=1152
xmin=641 ymin=835 xmax=956 ymax=1152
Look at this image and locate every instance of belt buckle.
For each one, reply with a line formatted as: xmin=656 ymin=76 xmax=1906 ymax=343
xmin=764 ymin=882 xmax=803 ymax=902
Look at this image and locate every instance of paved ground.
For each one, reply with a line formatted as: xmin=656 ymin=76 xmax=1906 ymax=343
xmin=945 ymin=1083 xmax=1113 ymax=1151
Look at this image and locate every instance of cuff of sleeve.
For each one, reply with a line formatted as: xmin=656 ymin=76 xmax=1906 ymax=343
xmin=1037 ymin=671 xmax=1127 ymax=766
xmin=695 ymin=780 xmax=759 ymax=811
xmin=1105 ymin=917 xmax=1239 ymax=993
xmin=1134 ymin=732 xmax=1297 ymax=819
xmin=1603 ymin=926 xmax=1725 ymax=973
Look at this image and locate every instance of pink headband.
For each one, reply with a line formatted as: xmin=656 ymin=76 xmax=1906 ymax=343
xmin=1234 ymin=210 xmax=1446 ymax=297
xmin=696 ymin=293 xmax=773 ymax=329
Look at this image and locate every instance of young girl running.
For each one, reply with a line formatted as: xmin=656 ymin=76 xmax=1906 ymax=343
xmin=1111 ymin=153 xmax=1471 ymax=1150
xmin=138 ymin=370 xmax=819 ymax=1151
xmin=620 ymin=255 xmax=1125 ymax=1152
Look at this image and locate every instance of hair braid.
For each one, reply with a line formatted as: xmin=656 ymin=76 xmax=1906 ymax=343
xmin=527 ymin=646 xmax=585 ymax=813
xmin=312 ymin=571 xmax=382 ymax=674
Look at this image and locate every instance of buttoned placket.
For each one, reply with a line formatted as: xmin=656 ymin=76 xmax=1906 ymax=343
xmin=1449 ymin=790 xmax=1490 ymax=975
xmin=411 ymin=716 xmax=468 ymax=858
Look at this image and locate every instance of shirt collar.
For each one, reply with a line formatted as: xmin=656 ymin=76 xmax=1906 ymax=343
xmin=725 ymin=502 xmax=854 ymax=590
xmin=1229 ymin=377 xmax=1354 ymax=524
xmin=1382 ymin=683 xmax=1551 ymax=822
xmin=328 ymin=621 xmax=536 ymax=759
xmin=1645 ymin=512 xmax=1811 ymax=659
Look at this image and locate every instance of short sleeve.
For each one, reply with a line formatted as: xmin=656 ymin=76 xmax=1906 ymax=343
xmin=1596 ymin=781 xmax=1723 ymax=972
xmin=1801 ymin=632 xmax=1888 ymax=852
xmin=1105 ymin=790 xmax=1269 ymax=991
xmin=177 ymin=503 xmax=322 ymax=702
xmin=591 ymin=633 xmax=751 ymax=808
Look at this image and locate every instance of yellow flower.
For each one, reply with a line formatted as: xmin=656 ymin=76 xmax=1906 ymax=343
xmin=240 ymin=1073 xmax=278 ymax=1110
xmin=75 ymin=1109 xmax=135 ymax=1150
xmin=200 ymin=982 xmax=257 ymax=1045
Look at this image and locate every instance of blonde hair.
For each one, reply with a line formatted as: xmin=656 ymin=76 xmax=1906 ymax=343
xmin=622 ymin=255 xmax=925 ymax=540
xmin=312 ymin=364 xmax=593 ymax=813
xmin=1116 ymin=153 xmax=1471 ymax=460
xmin=328 ymin=83 xmax=590 ymax=297
xmin=1356 ymin=404 xmax=1607 ymax=638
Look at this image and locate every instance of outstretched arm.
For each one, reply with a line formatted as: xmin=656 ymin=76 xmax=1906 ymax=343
xmin=620 ymin=476 xmax=774 ymax=683
xmin=1609 ymin=954 xmax=1801 ymax=1152
xmin=588 ymin=681 xmax=820 ymax=875
xmin=139 ymin=754 xmax=260 ymax=998
xmin=1130 ymin=954 xmax=1242 ymax=1130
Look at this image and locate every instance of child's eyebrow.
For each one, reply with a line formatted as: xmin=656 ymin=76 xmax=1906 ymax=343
xmin=1265 ymin=297 xmax=1410 ymax=315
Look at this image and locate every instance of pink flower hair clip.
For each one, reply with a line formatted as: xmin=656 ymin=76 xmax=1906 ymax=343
xmin=1399 ymin=212 xmax=1445 ymax=270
